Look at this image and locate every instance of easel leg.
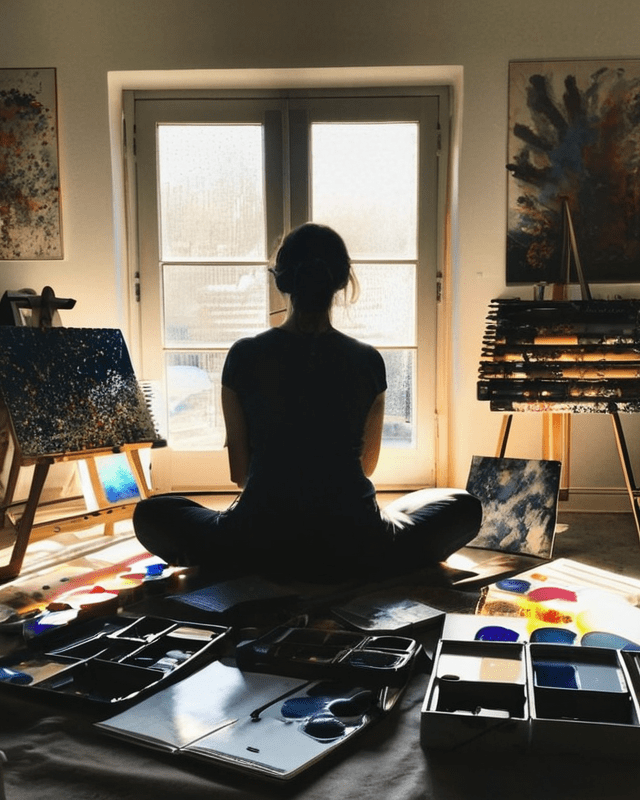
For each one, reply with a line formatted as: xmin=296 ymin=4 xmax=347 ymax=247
xmin=543 ymin=413 xmax=571 ymax=501
xmin=496 ymin=415 xmax=513 ymax=458
xmin=0 ymin=461 xmax=51 ymax=581
xmin=126 ymin=448 xmax=152 ymax=499
xmin=610 ymin=411 xmax=640 ymax=542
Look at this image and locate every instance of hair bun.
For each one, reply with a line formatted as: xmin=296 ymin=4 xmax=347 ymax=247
xmin=273 ymin=224 xmax=351 ymax=313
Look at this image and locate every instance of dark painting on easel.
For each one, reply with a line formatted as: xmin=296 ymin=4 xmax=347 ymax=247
xmin=0 ymin=328 xmax=159 ymax=457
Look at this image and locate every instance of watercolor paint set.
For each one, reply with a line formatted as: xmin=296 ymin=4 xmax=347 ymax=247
xmin=235 ymin=625 xmax=422 ymax=687
xmin=0 ymin=614 xmax=230 ymax=712
xmin=421 ymin=612 xmax=640 ymax=758
xmin=97 ymin=658 xmax=407 ymax=781
xmin=95 ymin=625 xmax=424 ymax=781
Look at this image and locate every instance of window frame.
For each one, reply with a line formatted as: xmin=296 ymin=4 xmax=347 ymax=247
xmin=122 ymin=85 xmax=451 ymax=491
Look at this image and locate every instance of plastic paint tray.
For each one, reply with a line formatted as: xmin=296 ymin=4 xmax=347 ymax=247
xmin=0 ymin=614 xmax=230 ymax=713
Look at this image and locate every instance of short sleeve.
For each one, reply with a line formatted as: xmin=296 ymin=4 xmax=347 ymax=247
xmin=221 ymin=338 xmax=251 ymax=392
xmin=369 ymin=346 xmax=387 ymax=395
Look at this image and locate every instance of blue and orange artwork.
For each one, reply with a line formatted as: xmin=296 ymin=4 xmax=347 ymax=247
xmin=507 ymin=59 xmax=640 ymax=284
xmin=0 ymin=68 xmax=62 ymax=260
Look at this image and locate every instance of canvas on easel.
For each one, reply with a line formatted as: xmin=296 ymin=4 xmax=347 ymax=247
xmin=0 ymin=327 xmax=164 ymax=581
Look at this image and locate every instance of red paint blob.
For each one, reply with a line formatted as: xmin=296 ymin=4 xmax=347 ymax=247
xmin=528 ymin=586 xmax=578 ymax=603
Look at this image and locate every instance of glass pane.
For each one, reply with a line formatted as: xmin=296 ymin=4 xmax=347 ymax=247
xmin=311 ymin=123 xmax=418 ymax=260
xmin=331 ymin=263 xmax=415 ymax=347
xmin=163 ymin=264 xmax=268 ymax=348
xmin=165 ymin=351 xmax=227 ymax=451
xmin=157 ymin=124 xmax=266 ymax=261
xmin=381 ymin=349 xmax=415 ymax=448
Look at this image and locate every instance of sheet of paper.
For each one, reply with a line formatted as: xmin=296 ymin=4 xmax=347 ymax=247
xmin=97 ymin=660 xmax=307 ymax=751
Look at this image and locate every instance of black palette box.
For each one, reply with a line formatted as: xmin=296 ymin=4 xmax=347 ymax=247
xmin=0 ymin=614 xmax=230 ymax=713
xmin=421 ymin=621 xmax=640 ymax=758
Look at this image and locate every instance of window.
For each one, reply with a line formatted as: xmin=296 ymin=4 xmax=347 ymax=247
xmin=128 ymin=88 xmax=447 ymax=491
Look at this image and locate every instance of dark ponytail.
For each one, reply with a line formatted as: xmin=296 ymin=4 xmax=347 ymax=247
xmin=273 ymin=223 xmax=351 ymax=313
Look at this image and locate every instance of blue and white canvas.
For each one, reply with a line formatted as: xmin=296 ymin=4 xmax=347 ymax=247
xmin=465 ymin=456 xmax=561 ymax=558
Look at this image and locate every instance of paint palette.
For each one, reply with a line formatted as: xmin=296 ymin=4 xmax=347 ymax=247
xmin=421 ymin=613 xmax=640 ymax=757
xmin=235 ymin=625 xmax=422 ymax=688
xmin=477 ymin=557 xmax=640 ymax=649
xmin=97 ymin=659 xmax=403 ymax=781
xmin=0 ymin=614 xmax=230 ymax=712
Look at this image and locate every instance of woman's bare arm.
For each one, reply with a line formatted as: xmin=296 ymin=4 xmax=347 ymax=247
xmin=221 ymin=385 xmax=250 ymax=488
xmin=361 ymin=391 xmax=385 ymax=477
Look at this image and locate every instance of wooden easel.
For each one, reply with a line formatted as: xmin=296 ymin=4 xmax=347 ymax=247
xmin=496 ymin=202 xmax=640 ymax=542
xmin=0 ymin=440 xmax=156 ymax=581
xmin=0 ymin=289 xmax=163 ymax=581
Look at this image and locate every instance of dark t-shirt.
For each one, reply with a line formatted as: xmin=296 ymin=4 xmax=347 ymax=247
xmin=222 ymin=327 xmax=386 ymax=521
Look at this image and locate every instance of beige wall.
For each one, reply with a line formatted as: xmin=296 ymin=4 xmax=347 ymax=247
xmin=2 ymin=0 xmax=640 ymax=504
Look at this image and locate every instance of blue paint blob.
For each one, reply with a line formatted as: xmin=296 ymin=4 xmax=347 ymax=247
xmin=496 ymin=579 xmax=531 ymax=594
xmin=533 ymin=662 xmax=578 ymax=689
xmin=281 ymin=696 xmax=332 ymax=719
xmin=303 ymin=713 xmax=346 ymax=739
xmin=145 ymin=562 xmax=167 ymax=577
xmin=530 ymin=628 xmax=577 ymax=645
xmin=475 ymin=625 xmax=519 ymax=642
xmin=0 ymin=667 xmax=32 ymax=685
xmin=581 ymin=631 xmax=640 ymax=650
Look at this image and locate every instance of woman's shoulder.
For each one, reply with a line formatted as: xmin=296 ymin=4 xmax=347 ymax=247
xmin=227 ymin=328 xmax=280 ymax=355
xmin=331 ymin=329 xmax=384 ymax=360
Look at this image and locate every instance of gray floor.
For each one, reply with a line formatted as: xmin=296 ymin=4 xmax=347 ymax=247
xmin=553 ymin=510 xmax=640 ymax=579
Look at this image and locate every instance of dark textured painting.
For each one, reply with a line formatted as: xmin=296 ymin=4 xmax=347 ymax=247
xmin=466 ymin=456 xmax=561 ymax=557
xmin=0 ymin=328 xmax=160 ymax=457
xmin=507 ymin=59 xmax=640 ymax=284
xmin=0 ymin=68 xmax=62 ymax=259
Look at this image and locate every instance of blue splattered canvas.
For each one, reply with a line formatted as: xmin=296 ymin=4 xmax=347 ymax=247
xmin=0 ymin=327 xmax=160 ymax=457
xmin=465 ymin=456 xmax=561 ymax=557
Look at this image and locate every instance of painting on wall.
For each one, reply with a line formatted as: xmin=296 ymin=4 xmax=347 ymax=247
xmin=507 ymin=59 xmax=640 ymax=285
xmin=0 ymin=68 xmax=62 ymax=260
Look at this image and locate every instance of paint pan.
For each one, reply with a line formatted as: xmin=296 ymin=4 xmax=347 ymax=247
xmin=475 ymin=625 xmax=520 ymax=642
xmin=530 ymin=628 xmax=577 ymax=645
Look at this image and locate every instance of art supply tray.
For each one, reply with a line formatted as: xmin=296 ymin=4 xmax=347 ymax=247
xmin=0 ymin=614 xmax=231 ymax=712
xmin=421 ymin=635 xmax=640 ymax=758
xmin=235 ymin=625 xmax=421 ymax=687
xmin=96 ymin=658 xmax=408 ymax=782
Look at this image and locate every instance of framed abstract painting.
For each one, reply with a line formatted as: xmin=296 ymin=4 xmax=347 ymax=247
xmin=507 ymin=59 xmax=640 ymax=285
xmin=0 ymin=68 xmax=62 ymax=260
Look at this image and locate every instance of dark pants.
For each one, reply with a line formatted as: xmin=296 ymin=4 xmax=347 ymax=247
xmin=133 ymin=488 xmax=482 ymax=582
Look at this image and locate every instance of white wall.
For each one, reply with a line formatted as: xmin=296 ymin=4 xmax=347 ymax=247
xmin=2 ymin=0 xmax=640 ymax=504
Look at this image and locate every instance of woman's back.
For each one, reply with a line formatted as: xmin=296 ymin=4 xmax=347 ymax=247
xmin=223 ymin=326 xmax=386 ymax=513
xmin=132 ymin=222 xmax=481 ymax=580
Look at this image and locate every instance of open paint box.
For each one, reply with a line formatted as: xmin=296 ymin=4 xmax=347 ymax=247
xmin=0 ymin=615 xmax=230 ymax=712
xmin=235 ymin=625 xmax=422 ymax=687
xmin=97 ymin=657 xmax=406 ymax=781
xmin=421 ymin=615 xmax=640 ymax=758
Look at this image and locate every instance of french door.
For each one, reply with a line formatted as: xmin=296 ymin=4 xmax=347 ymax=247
xmin=130 ymin=88 xmax=447 ymax=491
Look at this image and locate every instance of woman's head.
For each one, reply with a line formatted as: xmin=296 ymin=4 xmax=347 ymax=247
xmin=272 ymin=223 xmax=353 ymax=313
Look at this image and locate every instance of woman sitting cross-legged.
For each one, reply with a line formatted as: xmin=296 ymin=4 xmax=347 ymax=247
xmin=133 ymin=223 xmax=482 ymax=582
